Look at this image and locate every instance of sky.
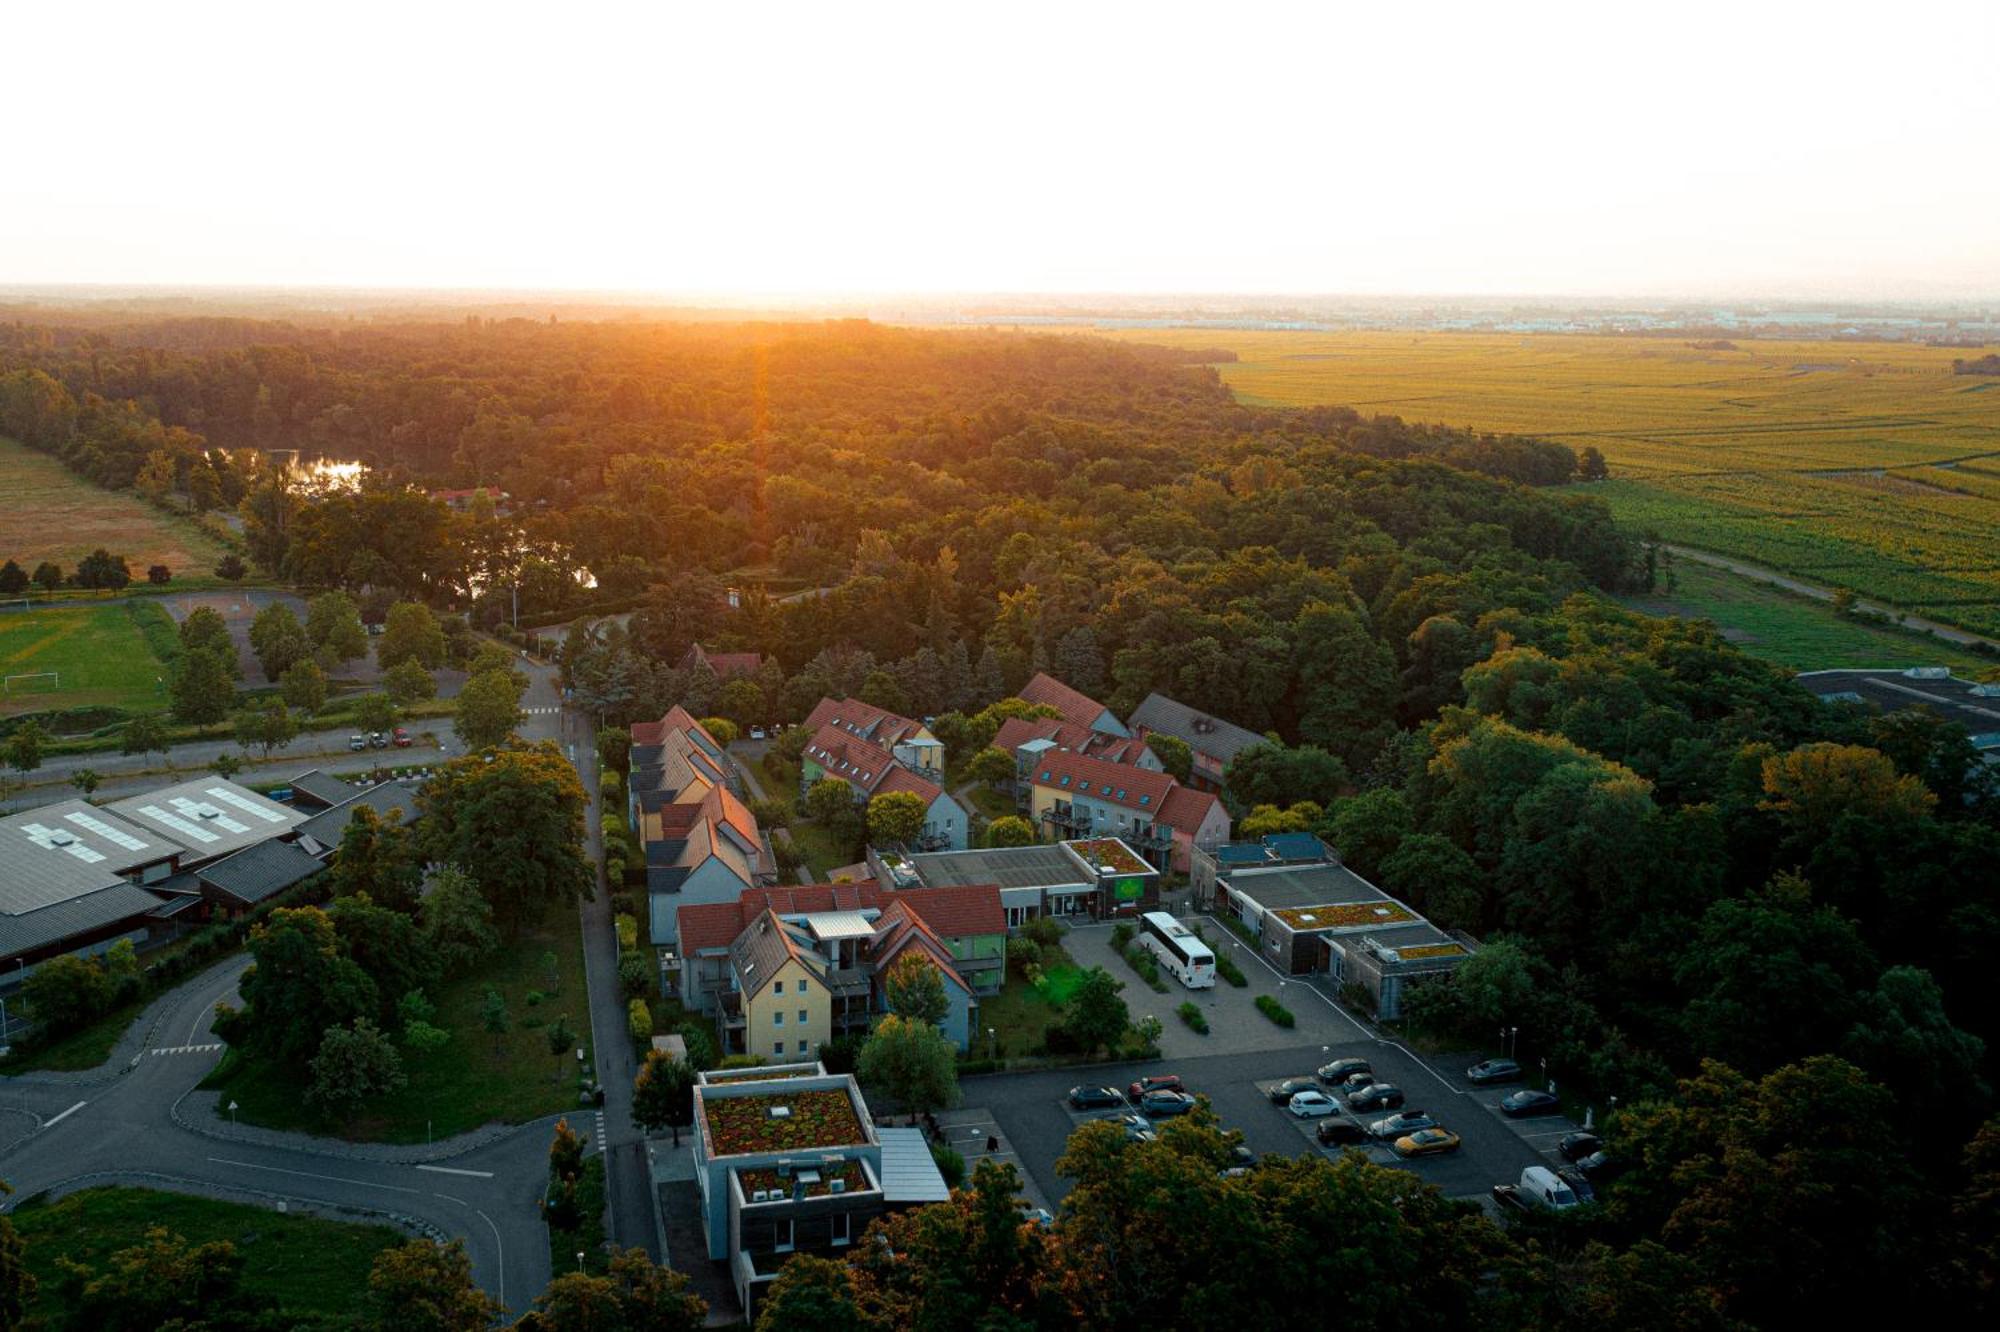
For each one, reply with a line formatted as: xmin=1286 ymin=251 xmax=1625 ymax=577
xmin=6 ymin=0 xmax=1998 ymax=300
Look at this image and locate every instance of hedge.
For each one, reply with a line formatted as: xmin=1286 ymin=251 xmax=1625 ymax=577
xmin=615 ymin=914 xmax=638 ymax=951
xmin=627 ymin=998 xmax=653 ymax=1044
xmin=1177 ymin=1001 xmax=1209 ymax=1034
xmin=1216 ymin=955 xmax=1248 ymax=987
xmin=1254 ymin=994 xmax=1296 ymax=1028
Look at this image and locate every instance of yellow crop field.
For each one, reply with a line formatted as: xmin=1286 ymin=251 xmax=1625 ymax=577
xmin=1102 ymin=330 xmax=2000 ymax=637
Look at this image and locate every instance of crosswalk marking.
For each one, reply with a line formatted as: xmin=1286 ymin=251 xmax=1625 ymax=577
xmin=523 ymin=706 xmax=561 ymax=715
xmin=150 ymin=1043 xmax=224 ymax=1057
xmin=593 ymin=1109 xmax=607 ymax=1154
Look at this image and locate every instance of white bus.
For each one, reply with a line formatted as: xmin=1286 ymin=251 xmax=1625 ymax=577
xmin=1139 ymin=911 xmax=1215 ymax=990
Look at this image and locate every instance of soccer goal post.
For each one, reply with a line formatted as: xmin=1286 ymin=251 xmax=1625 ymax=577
xmin=2 ymin=671 xmax=58 ymax=694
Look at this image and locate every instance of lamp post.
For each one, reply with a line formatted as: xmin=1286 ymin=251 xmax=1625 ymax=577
xmin=988 ymin=1026 xmax=996 ymax=1060
xmin=575 ymin=1250 xmax=585 ymax=1273
xmin=1508 ymin=1027 xmax=1519 ymax=1060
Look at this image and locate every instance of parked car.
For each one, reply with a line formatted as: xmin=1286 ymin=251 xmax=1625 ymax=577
xmin=1368 ymin=1109 xmax=1437 ymax=1139
xmin=1338 ymin=1071 xmax=1378 ymax=1096
xmin=1558 ymin=1132 xmax=1603 ymax=1163
xmin=1014 ymin=1201 xmax=1055 ymax=1229
xmin=392 ymin=727 xmax=412 ymax=748
xmin=1347 ymin=1083 xmax=1405 ymax=1112
xmin=1093 ymin=1112 xmax=1156 ymax=1142
xmin=1227 ymin=1144 xmax=1256 ymax=1168
xmin=1394 ymin=1127 xmax=1463 ymax=1158
xmin=1554 ymin=1165 xmax=1596 ymax=1204
xmin=1500 ymin=1089 xmax=1562 ymax=1118
xmin=1286 ymin=1090 xmax=1340 ymax=1119
xmin=1497 ymin=1166 xmax=1581 ymax=1212
xmin=369 ymin=731 xmax=388 ymax=749
xmin=1466 ymin=1058 xmax=1523 ymax=1086
xmin=749 ymin=726 xmax=766 ymax=740
xmin=1316 ymin=1118 xmax=1369 ymax=1146
xmin=1128 ymin=1074 xmax=1184 ymax=1103
xmin=1139 ymin=1089 xmax=1196 ymax=1118
xmin=1068 ymin=1085 xmax=1124 ymax=1110
xmin=348 ymin=733 xmax=368 ymax=751
xmin=1267 ymin=1077 xmax=1320 ymax=1104
xmin=1574 ymin=1150 xmax=1622 ymax=1183
xmin=1317 ymin=1057 xmax=1372 ymax=1085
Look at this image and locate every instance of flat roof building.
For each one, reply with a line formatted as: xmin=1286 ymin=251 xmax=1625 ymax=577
xmin=1797 ymin=667 xmax=2000 ymax=755
xmin=102 ymin=778 xmax=307 ymax=863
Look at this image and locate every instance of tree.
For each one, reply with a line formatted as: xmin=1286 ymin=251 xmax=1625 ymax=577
xmin=307 ymin=1017 xmax=407 ymax=1120
xmin=214 ymin=553 xmax=246 ymax=581
xmin=422 ymin=865 xmax=501 ymax=975
xmin=147 ymin=564 xmax=172 ymax=585
xmin=805 ymin=776 xmax=859 ymax=827
xmin=69 ymin=767 xmax=102 ymax=796
xmin=331 ymin=803 xmax=420 ymax=907
xmin=1062 ymin=966 xmax=1129 ymax=1056
xmin=48 ymin=1225 xmax=261 ymax=1332
xmin=1324 ymin=788 xmax=1412 ymax=879
xmin=714 ymin=677 xmax=766 ymax=730
xmin=384 ymin=658 xmax=437 ymax=706
xmin=280 ymin=657 xmax=328 ymax=714
xmin=361 ymin=1239 xmax=503 ymax=1332
xmin=985 ymin=814 xmax=1035 ymax=848
xmin=964 ymin=746 xmax=1016 ymax=787
xmin=753 ymin=1254 xmax=862 ymax=1332
xmin=1145 ymin=732 xmax=1194 ymax=782
xmin=1760 ymin=742 xmax=1936 ymax=838
xmin=355 ymin=692 xmax=399 ymax=734
xmin=178 ymin=606 xmax=237 ymax=668
xmin=514 ymin=1250 xmax=708 ymax=1332
xmin=210 ymin=752 xmax=242 ymax=778
xmin=1292 ymin=600 xmax=1397 ymax=767
xmin=865 ymin=790 xmax=928 ymax=846
xmin=378 ymin=601 xmax=446 ymax=671
xmin=479 ymin=985 xmax=511 ymax=1056
xmin=0 ymin=1188 xmax=30 ymax=1332
xmin=1842 ymin=965 xmax=1987 ymax=1128
xmin=1224 ymin=742 xmax=1349 ymax=809
xmin=0 ymin=559 xmax=26 ymax=594
xmin=248 ymin=601 xmax=311 ymax=681
xmin=73 ymin=548 xmax=133 ymax=590
xmin=119 ymin=714 xmax=170 ymax=763
xmin=547 ymin=1016 xmax=578 ymax=1081
xmin=22 ymin=953 xmax=112 ymax=1034
xmin=240 ymin=906 xmax=379 ymax=1061
xmin=30 ymin=562 xmax=61 ymax=593
xmin=883 ymin=953 xmax=952 ymax=1027
xmin=233 ymin=697 xmax=298 ymax=759
xmin=1378 ymin=832 xmax=1484 ymax=930
xmin=419 ymin=744 xmax=594 ymax=931
xmin=170 ymin=649 xmax=236 ymax=725
xmin=633 ymin=1048 xmax=696 ymax=1145
xmin=455 ymin=668 xmax=524 ymax=750
xmin=2 ymin=720 xmax=46 ymax=779
xmin=701 ymin=715 xmax=740 ymax=746
xmin=306 ymin=590 xmax=369 ymax=667
xmin=1578 ymin=444 xmax=1609 ymax=480
xmin=856 ymin=1014 xmax=960 ymax=1118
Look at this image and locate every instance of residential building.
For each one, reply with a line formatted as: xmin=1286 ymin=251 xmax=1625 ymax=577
xmin=889 ymin=835 xmax=1163 ymax=923
xmin=689 ymin=1063 xmax=944 ymax=1319
xmin=992 ymin=716 xmax=1160 ymax=778
xmin=799 ymin=724 xmax=967 ymax=851
xmin=1021 ymin=749 xmax=1230 ymax=873
xmin=628 ymin=708 xmax=773 ymax=946
xmin=802 ymin=697 xmax=943 ymax=777
xmin=682 ymin=642 xmax=765 ymax=681
xmin=733 ymin=910 xmax=837 ymax=1063
xmin=1016 ymin=672 xmax=1128 ymax=737
xmin=1128 ymin=692 xmax=1267 ymax=792
xmin=1196 ymin=844 xmax=1475 ymax=1020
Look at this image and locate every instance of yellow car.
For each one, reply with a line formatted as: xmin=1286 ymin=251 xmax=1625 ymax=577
xmin=1393 ymin=1127 xmax=1462 ymax=1158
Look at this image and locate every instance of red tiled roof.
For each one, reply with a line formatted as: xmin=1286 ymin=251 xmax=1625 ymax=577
xmin=875 ymin=765 xmax=944 ymax=806
xmin=867 ymin=901 xmax=970 ymax=991
xmin=682 ymin=643 xmax=764 ymax=679
xmin=1158 ymin=785 xmax=1227 ymax=839
xmin=897 ymin=883 xmax=1005 ymax=938
xmin=702 ymin=783 xmax=762 ymax=851
xmin=1017 ymin=673 xmax=1114 ymax=732
xmin=676 ymin=881 xmax=889 ymax=956
xmin=629 ymin=705 xmax=718 ymax=749
xmin=994 ymin=716 xmax=1153 ymax=766
xmin=1027 ymin=748 xmax=1177 ymax=813
xmin=804 ymin=724 xmax=925 ymax=799
xmin=803 ymin=696 xmax=926 ymax=748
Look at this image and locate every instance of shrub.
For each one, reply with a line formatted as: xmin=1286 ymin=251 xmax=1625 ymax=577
xmin=1110 ymin=922 xmax=1134 ymax=951
xmin=618 ymin=952 xmax=651 ymax=997
xmin=1215 ymin=954 xmax=1248 ymax=987
xmin=1022 ymin=916 xmax=1066 ymax=948
xmin=930 ymin=1144 xmax=966 ymax=1189
xmin=1120 ymin=943 xmax=1168 ymax=993
xmin=955 ymin=1058 xmax=1001 ymax=1077
xmin=1006 ymin=936 xmax=1040 ymax=974
xmin=1177 ymin=1001 xmax=1209 ymax=1034
xmin=1254 ymin=994 xmax=1296 ymax=1028
xmin=525 ymin=989 xmax=545 ymax=1007
xmin=627 ymin=998 xmax=653 ymax=1043
xmin=615 ymin=914 xmax=639 ymax=951
xmin=604 ymin=856 xmax=625 ymax=886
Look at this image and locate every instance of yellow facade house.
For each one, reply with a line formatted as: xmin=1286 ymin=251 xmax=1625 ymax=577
xmin=730 ymin=910 xmax=834 ymax=1063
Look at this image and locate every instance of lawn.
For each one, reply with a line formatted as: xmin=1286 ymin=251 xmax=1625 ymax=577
xmin=9 ymin=1185 xmax=402 ymax=1330
xmin=1617 ymin=560 xmax=1994 ymax=673
xmin=201 ymin=898 xmax=592 ymax=1143
xmin=964 ymin=784 xmax=1015 ymax=823
xmin=981 ymin=945 xmax=1083 ymax=1060
xmin=786 ymin=817 xmax=861 ymax=880
xmin=0 ymin=994 xmax=147 ymax=1074
xmin=0 ymin=600 xmax=176 ymax=719
xmin=0 ymin=434 xmax=230 ymax=579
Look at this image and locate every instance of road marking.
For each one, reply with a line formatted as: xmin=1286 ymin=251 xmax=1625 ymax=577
xmin=189 ymin=973 xmax=244 ymax=1044
xmin=415 ymin=1164 xmax=494 ymax=1178
xmin=151 ymin=1043 xmax=225 ymax=1057
xmin=43 ymin=1101 xmax=86 ymax=1130
xmin=206 ymin=1157 xmax=421 ymax=1193
xmin=432 ymin=1192 xmax=507 ymax=1309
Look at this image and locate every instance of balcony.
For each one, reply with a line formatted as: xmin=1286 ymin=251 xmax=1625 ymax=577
xmin=719 ymin=990 xmax=746 ymax=1030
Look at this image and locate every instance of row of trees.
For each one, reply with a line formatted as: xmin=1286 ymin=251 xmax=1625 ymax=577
xmin=0 ymin=549 xmax=164 ymax=594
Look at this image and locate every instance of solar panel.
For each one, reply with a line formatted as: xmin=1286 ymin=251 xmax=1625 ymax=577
xmin=139 ymin=804 xmax=217 ymax=843
xmin=204 ymin=785 xmax=290 ymax=824
xmin=64 ymin=810 xmax=150 ymax=852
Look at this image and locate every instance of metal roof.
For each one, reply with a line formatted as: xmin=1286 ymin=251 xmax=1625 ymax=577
xmin=908 ymin=844 xmax=1089 ymax=891
xmin=806 ymin=911 xmax=877 ymax=942
xmin=286 ymin=768 xmax=362 ymax=809
xmin=875 ymin=1126 xmax=951 ymax=1203
xmin=293 ymin=782 xmax=415 ymax=850
xmin=0 ymin=881 xmax=168 ymax=959
xmin=197 ymin=838 xmax=324 ymax=906
xmin=103 ymin=778 xmax=307 ymax=863
xmin=0 ymin=800 xmax=177 ymax=915
xmin=1128 ymin=692 xmax=1267 ymax=764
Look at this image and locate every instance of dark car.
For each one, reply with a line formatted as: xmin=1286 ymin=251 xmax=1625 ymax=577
xmin=1558 ymin=1132 xmax=1603 ymax=1163
xmin=1227 ymin=1144 xmax=1256 ymax=1168
xmin=1069 ymin=1085 xmax=1124 ymax=1110
xmin=1129 ymin=1074 xmax=1184 ymax=1103
xmin=1316 ymin=1118 xmax=1369 ymax=1147
xmin=1139 ymin=1089 xmax=1197 ymax=1118
xmin=1317 ymin=1057 xmax=1372 ymax=1085
xmin=1338 ymin=1071 xmax=1378 ymax=1095
xmin=1268 ymin=1077 xmax=1320 ymax=1104
xmin=1500 ymin=1089 xmax=1562 ymax=1118
xmin=1491 ymin=1184 xmax=1530 ymax=1213
xmin=1466 ymin=1058 xmax=1523 ymax=1086
xmin=1096 ymin=1112 xmax=1156 ymax=1142
xmin=1574 ymin=1150 xmax=1623 ymax=1183
xmin=1555 ymin=1166 xmax=1597 ymax=1205
xmin=1347 ymin=1083 xmax=1405 ymax=1112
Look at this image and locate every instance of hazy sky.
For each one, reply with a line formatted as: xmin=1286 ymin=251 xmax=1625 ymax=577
xmin=7 ymin=1 xmax=1997 ymax=299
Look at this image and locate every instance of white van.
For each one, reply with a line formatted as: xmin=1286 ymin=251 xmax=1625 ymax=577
xmin=1517 ymin=1166 xmax=1580 ymax=1211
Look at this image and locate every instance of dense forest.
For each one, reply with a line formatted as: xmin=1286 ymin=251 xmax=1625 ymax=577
xmin=2 ymin=316 xmax=1995 ymax=1323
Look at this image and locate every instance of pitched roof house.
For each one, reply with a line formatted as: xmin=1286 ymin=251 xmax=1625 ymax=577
xmin=1016 ymin=673 xmax=1129 ymax=737
xmin=802 ymin=697 xmax=943 ymax=777
xmin=681 ymin=643 xmax=765 ymax=680
xmin=1128 ymin=692 xmax=1267 ymax=791
xmin=1022 ymin=749 xmax=1231 ymax=875
xmin=800 ymin=724 xmax=967 ymax=851
xmin=992 ymin=715 xmax=1161 ymax=770
xmin=629 ymin=709 xmax=772 ymax=945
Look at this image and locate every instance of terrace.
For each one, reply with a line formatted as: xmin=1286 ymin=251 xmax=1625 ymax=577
xmin=1065 ymin=838 xmax=1152 ymax=876
xmin=1272 ymin=901 xmax=1413 ymax=931
xmin=700 ymin=1088 xmax=867 ymax=1157
xmin=735 ymin=1158 xmax=872 ymax=1201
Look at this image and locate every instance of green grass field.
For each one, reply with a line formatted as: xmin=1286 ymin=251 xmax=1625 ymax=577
xmin=201 ymin=899 xmax=591 ymax=1143
xmin=982 ymin=946 xmax=1082 ymax=1059
xmin=0 ymin=600 xmax=176 ymax=719
xmin=1099 ymin=330 xmax=2000 ymax=639
xmin=0 ymin=434 xmax=230 ymax=577
xmin=1617 ymin=560 xmax=1994 ymax=673
xmin=9 ymin=1186 xmax=402 ymax=1330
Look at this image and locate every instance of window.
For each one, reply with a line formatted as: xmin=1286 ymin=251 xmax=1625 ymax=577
xmin=798 ymin=1039 xmax=809 ymax=1054
xmin=772 ymin=981 xmax=783 ymax=999
xmin=798 ymin=1009 xmax=809 ymax=1023
xmin=774 ymin=1217 xmax=794 ymax=1253
xmin=774 ymin=1011 xmax=784 ymax=1026
xmin=1140 ymin=794 xmax=1151 ymax=805
xmin=831 ymin=1211 xmax=852 ymax=1246
xmin=773 ymin=1041 xmax=785 ymax=1056
xmin=798 ymin=979 xmax=809 ymax=993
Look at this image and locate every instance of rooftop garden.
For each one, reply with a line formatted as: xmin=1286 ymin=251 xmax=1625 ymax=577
xmin=1272 ymin=901 xmax=1414 ymax=931
xmin=737 ymin=1158 xmax=871 ymax=1201
xmin=1067 ymin=838 xmax=1151 ymax=875
xmin=702 ymin=1087 xmax=866 ymax=1156
xmin=703 ymin=1064 xmax=820 ymax=1084
xmin=1395 ymin=942 xmax=1468 ymax=961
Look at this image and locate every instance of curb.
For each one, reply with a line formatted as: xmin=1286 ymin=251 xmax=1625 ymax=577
xmin=7 ymin=1169 xmax=448 ymax=1246
xmin=170 ymin=1083 xmax=568 ymax=1165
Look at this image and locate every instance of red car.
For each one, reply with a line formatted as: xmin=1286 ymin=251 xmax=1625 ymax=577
xmin=392 ymin=727 xmax=413 ymax=748
xmin=1128 ymin=1074 xmax=1184 ymax=1104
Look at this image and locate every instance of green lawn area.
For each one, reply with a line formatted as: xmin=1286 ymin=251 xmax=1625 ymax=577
xmin=0 ymin=994 xmax=147 ymax=1074
xmin=9 ymin=1185 xmax=402 ymax=1330
xmin=787 ymin=817 xmax=861 ymax=880
xmin=964 ymin=784 xmax=1016 ymax=823
xmin=0 ymin=599 xmax=175 ymax=720
xmin=547 ymin=1155 xmax=609 ymax=1275
xmin=981 ymin=946 xmax=1083 ymax=1060
xmin=1617 ymin=560 xmax=1993 ymax=673
xmin=202 ymin=898 xmax=592 ymax=1143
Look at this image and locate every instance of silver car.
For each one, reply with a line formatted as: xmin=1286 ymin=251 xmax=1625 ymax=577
xmin=1367 ymin=1109 xmax=1437 ymax=1139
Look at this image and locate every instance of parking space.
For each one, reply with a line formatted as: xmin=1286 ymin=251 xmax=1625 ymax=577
xmin=934 ymin=1107 xmax=1054 ymax=1213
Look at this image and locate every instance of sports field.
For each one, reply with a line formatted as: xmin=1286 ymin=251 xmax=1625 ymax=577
xmin=0 ymin=600 xmax=176 ymax=718
xmin=1108 ymin=330 xmax=2000 ymax=638
xmin=0 ymin=433 xmax=229 ymax=577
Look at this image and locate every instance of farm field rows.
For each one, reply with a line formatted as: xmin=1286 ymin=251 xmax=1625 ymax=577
xmin=0 ymin=433 xmax=229 ymax=577
xmin=1104 ymin=330 xmax=2000 ymax=638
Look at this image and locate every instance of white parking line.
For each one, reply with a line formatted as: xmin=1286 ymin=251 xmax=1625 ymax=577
xmin=415 ymin=1165 xmax=495 ymax=1178
xmin=43 ymin=1101 xmax=86 ymax=1130
xmin=206 ymin=1157 xmax=421 ymax=1193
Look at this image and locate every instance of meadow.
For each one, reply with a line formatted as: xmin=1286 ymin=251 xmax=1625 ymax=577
xmin=0 ymin=600 xmax=177 ymax=719
xmin=1105 ymin=330 xmax=2000 ymax=639
xmin=0 ymin=433 xmax=230 ymax=578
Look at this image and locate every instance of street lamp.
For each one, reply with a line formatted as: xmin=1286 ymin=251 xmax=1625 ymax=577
xmin=575 ymin=1250 xmax=585 ymax=1273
